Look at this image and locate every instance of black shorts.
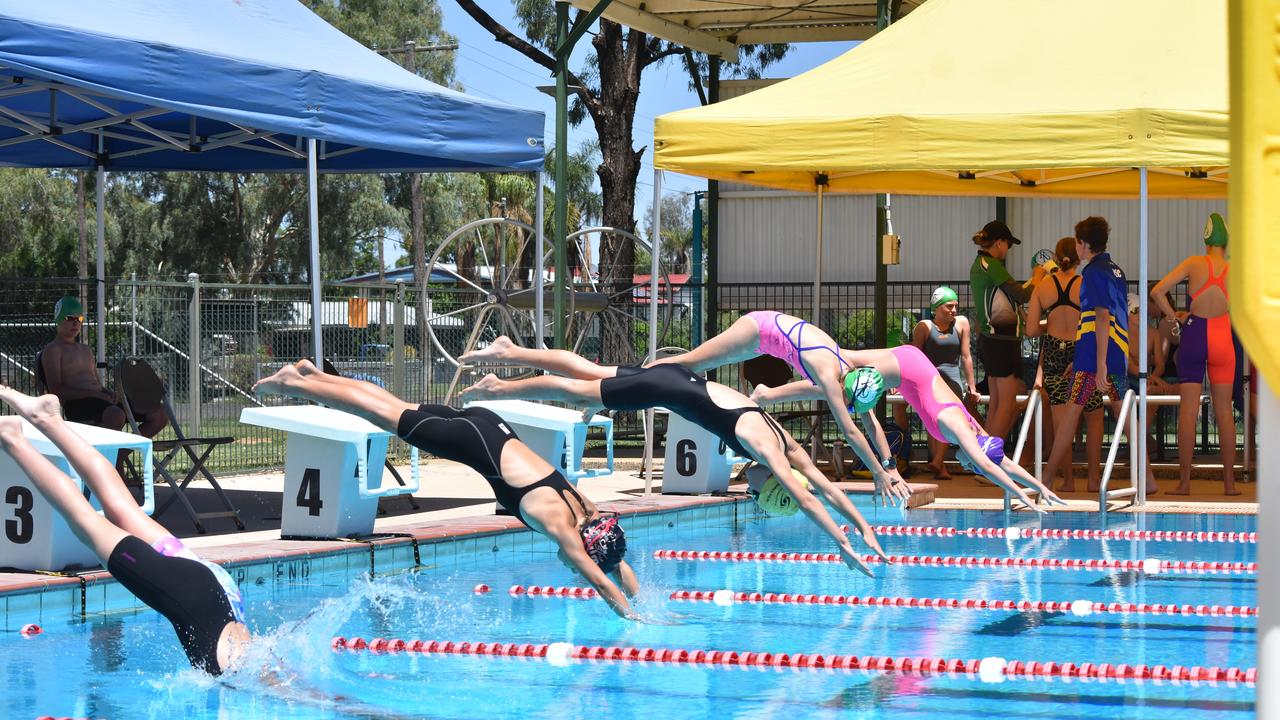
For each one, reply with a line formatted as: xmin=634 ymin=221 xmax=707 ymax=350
xmin=107 ymin=535 xmax=239 ymax=675
xmin=63 ymin=396 xmax=118 ymax=425
xmin=977 ymin=334 xmax=1022 ymax=379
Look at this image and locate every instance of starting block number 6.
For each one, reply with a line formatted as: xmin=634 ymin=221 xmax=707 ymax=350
xmin=663 ymin=414 xmax=733 ymax=494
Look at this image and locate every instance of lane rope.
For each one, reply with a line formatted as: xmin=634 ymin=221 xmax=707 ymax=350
xmin=651 ymin=549 xmax=1257 ymax=575
xmin=500 ymin=584 xmax=1254 ymax=618
xmin=844 ymin=524 xmax=1256 ymax=544
xmin=330 ymin=636 xmax=1255 ymax=685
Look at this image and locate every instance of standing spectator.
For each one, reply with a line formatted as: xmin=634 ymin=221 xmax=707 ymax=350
xmin=1026 ymin=237 xmax=1100 ymax=491
xmin=969 ymin=220 xmax=1046 ymax=441
xmin=897 ymin=286 xmax=978 ymax=478
xmin=1044 ymin=217 xmax=1157 ymax=495
xmin=1151 ymin=213 xmax=1238 ymax=496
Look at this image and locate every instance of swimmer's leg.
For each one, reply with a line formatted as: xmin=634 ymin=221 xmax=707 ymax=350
xmin=461 ymin=373 xmax=605 ymax=407
xmin=1208 ymin=381 xmax=1238 ymax=496
xmin=462 ymin=338 xmax=616 ymax=380
xmin=646 ymin=314 xmax=761 ymax=372
xmin=254 ymin=361 xmax=415 ymax=432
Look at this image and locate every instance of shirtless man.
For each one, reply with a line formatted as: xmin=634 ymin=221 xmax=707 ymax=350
xmin=41 ymin=296 xmax=164 ymax=436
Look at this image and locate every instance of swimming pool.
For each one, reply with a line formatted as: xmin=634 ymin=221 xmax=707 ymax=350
xmin=2 ymin=504 xmax=1256 ymax=719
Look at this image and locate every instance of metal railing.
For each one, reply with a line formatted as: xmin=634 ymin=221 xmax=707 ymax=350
xmin=1099 ymin=389 xmax=1141 ymax=514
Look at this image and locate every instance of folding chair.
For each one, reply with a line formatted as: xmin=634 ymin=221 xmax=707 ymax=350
xmin=321 ymin=359 xmax=420 ymax=512
xmin=116 ymin=357 xmax=244 ymax=533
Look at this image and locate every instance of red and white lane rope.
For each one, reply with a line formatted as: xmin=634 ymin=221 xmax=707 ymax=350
xmin=502 ymin=584 xmax=1254 ymax=618
xmin=848 ymin=525 xmax=1256 ymax=544
xmin=331 ymin=636 xmax=1255 ymax=685
xmin=652 ymin=549 xmax=1257 ymax=575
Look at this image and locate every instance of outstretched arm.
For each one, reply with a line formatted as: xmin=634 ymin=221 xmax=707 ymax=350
xmin=853 ymin=408 xmax=911 ymax=506
xmin=786 ymin=444 xmax=889 ymax=561
xmin=548 ymin=524 xmax=636 ymax=619
xmin=1000 ymin=458 xmax=1067 ymax=506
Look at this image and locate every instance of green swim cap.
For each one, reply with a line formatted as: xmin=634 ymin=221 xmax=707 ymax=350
xmin=931 ymin=286 xmax=958 ymax=309
xmin=843 ymin=367 xmax=886 ymax=413
xmin=751 ymin=470 xmax=812 ymax=517
xmin=1203 ymin=213 xmax=1228 ymax=248
xmin=53 ymin=295 xmax=85 ymax=323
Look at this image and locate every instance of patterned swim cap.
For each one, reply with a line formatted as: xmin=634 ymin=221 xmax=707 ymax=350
xmin=843 ymin=368 xmax=886 ymax=413
xmin=746 ymin=466 xmax=813 ymax=517
xmin=931 ymin=286 xmax=958 ymax=309
xmin=1203 ymin=213 xmax=1228 ymax=248
xmin=581 ymin=516 xmax=627 ymax=573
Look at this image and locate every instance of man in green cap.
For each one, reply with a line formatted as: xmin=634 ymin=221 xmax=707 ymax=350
xmin=41 ymin=295 xmax=168 ymax=434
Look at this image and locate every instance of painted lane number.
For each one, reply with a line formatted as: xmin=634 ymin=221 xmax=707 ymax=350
xmin=676 ymin=439 xmax=698 ymax=476
xmin=5 ymin=486 xmax=34 ymax=544
xmin=296 ymin=468 xmax=324 ymax=516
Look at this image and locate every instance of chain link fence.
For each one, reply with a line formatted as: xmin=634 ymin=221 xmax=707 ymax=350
xmin=0 ymin=275 xmax=1231 ymax=475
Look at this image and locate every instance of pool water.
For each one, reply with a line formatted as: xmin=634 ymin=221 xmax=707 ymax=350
xmin=2 ymin=507 xmax=1256 ymax=719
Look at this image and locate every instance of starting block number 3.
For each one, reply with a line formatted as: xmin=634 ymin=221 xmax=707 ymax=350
xmin=4 ymin=486 xmax=34 ymax=544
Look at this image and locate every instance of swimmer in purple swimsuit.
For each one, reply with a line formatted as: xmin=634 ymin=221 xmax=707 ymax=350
xmin=753 ymin=345 xmax=1065 ymax=511
xmin=649 ymin=311 xmax=912 ymax=506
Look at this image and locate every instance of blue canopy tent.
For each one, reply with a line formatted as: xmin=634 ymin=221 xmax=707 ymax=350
xmin=0 ymin=0 xmax=545 ymax=363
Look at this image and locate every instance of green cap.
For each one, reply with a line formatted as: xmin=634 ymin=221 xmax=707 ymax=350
xmin=1203 ymin=213 xmax=1228 ymax=248
xmin=54 ymin=295 xmax=85 ymax=323
xmin=931 ymin=286 xmax=958 ymax=309
xmin=843 ymin=367 xmax=886 ymax=413
xmin=752 ymin=470 xmax=812 ymax=517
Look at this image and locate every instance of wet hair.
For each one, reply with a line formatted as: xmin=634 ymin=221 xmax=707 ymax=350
xmin=1054 ymin=237 xmax=1079 ymax=271
xmin=1074 ymin=216 xmax=1110 ymax=254
xmin=581 ymin=515 xmax=627 ymax=573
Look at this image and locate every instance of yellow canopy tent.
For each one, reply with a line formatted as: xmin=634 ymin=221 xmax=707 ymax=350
xmin=652 ymin=0 xmax=1233 ymax=505
xmin=654 ymin=0 xmax=1228 ymax=199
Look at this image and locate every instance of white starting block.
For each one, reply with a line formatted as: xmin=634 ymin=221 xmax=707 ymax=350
xmin=239 ymin=406 xmax=419 ymax=538
xmin=0 ymin=420 xmax=153 ymax=572
xmin=661 ymin=412 xmax=743 ymax=494
xmin=464 ymin=400 xmax=613 ymax=483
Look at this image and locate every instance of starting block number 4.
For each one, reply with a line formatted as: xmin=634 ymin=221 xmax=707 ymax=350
xmin=662 ymin=413 xmax=736 ymax=494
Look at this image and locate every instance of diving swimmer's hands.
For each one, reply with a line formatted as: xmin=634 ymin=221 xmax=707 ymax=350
xmin=839 ymin=543 xmax=875 ymax=578
xmin=874 ymin=469 xmax=912 ymax=507
xmin=1039 ymin=486 xmax=1069 ymax=507
xmin=861 ymin=530 xmax=890 ymax=563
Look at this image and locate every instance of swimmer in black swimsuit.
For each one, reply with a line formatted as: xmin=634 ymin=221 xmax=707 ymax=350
xmin=253 ymin=361 xmax=639 ymax=619
xmin=460 ymin=338 xmax=889 ymax=576
xmin=0 ymin=386 xmax=251 ymax=675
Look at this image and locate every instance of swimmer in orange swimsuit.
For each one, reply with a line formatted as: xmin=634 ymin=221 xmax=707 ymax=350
xmin=1151 ymin=213 xmax=1239 ymax=496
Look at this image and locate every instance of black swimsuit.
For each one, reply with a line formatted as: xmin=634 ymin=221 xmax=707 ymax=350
xmin=396 ymin=404 xmax=587 ymax=527
xmin=599 ymin=365 xmax=787 ymax=458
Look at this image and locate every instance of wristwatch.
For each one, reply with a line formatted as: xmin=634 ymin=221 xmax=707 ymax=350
xmin=880 ymin=456 xmax=897 ymax=471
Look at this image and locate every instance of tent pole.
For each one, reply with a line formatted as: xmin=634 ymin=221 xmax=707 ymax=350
xmin=642 ymin=168 xmax=663 ymax=496
xmin=535 ymin=171 xmax=546 ymax=348
xmin=552 ymin=0 xmax=570 ymax=349
xmin=1137 ymin=167 xmax=1148 ymax=505
xmin=812 ymin=178 xmax=825 ymax=322
xmin=306 ymin=138 xmax=323 ymax=366
xmin=95 ymin=161 xmax=106 ymax=374
xmin=1261 ymin=376 xmax=1279 ymax=715
xmin=704 ymin=56 xmax=721 ymax=381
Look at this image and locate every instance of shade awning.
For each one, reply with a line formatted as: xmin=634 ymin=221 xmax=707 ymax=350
xmin=0 ymin=0 xmax=545 ymax=173
xmin=653 ymin=0 xmax=1227 ymax=198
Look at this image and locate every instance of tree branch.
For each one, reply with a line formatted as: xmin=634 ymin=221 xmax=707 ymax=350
xmin=641 ymin=44 xmax=686 ymax=69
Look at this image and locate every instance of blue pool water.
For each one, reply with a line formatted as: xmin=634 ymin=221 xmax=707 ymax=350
xmin=1 ymin=506 xmax=1256 ymax=719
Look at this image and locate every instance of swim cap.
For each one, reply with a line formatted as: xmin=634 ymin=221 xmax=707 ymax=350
xmin=959 ymin=435 xmax=1005 ymax=473
xmin=930 ymin=286 xmax=958 ymax=309
xmin=53 ymin=295 xmax=84 ymax=323
xmin=745 ymin=466 xmax=812 ymax=517
xmin=1203 ymin=213 xmax=1228 ymax=248
xmin=843 ymin=368 xmax=886 ymax=413
xmin=581 ymin=516 xmax=627 ymax=573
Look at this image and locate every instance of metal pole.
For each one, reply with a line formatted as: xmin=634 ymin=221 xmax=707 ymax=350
xmin=812 ymin=179 xmax=826 ymax=321
xmin=130 ymin=272 xmax=137 ymax=356
xmin=552 ymin=1 xmax=570 ymax=349
xmin=187 ymin=272 xmax=201 ymax=436
xmin=691 ymin=191 xmax=704 ymax=347
xmin=1260 ymin=376 xmax=1279 ymax=717
xmin=535 ymin=171 xmax=546 ymax=348
xmin=642 ymin=169 xmax=663 ymax=495
xmin=306 ymin=138 xmax=323 ymax=365
xmin=704 ymin=57 xmax=721 ymax=381
xmin=393 ymin=282 xmax=406 ymax=397
xmin=95 ymin=162 xmax=106 ymax=374
xmin=1137 ymin=167 xmax=1149 ymax=505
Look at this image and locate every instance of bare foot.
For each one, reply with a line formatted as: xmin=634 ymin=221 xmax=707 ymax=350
xmin=1224 ymin=483 xmax=1241 ymax=497
xmin=0 ymin=385 xmax=62 ymax=425
xmin=460 ymin=336 xmax=515 ymax=365
xmin=1145 ymin=484 xmax=1160 ymax=497
xmin=460 ymin=373 xmax=505 ymax=399
xmin=1057 ymin=483 xmax=1076 ymax=493
xmin=294 ymin=359 xmax=321 ymax=376
xmin=253 ymin=363 xmax=304 ymax=397
xmin=925 ymin=462 xmax=951 ymax=480
xmin=0 ymin=415 xmax=24 ymax=447
xmin=1167 ymin=484 xmax=1192 ymax=496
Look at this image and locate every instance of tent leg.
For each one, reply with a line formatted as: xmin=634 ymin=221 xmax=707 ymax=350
xmin=811 ymin=179 xmax=826 ymax=458
xmin=95 ymin=163 xmax=106 ymax=374
xmin=642 ymin=169 xmax=663 ymax=495
xmin=535 ymin=171 xmax=546 ymax=348
xmin=306 ymin=138 xmax=323 ymax=365
xmin=1260 ymin=376 xmax=1279 ymax=715
xmin=1137 ymin=167 xmax=1149 ymax=506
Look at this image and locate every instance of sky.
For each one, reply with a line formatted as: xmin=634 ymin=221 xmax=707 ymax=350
xmin=381 ymin=0 xmax=856 ymax=265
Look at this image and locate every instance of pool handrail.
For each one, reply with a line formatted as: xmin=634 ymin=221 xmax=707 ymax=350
xmin=1099 ymin=388 xmax=1139 ymax=515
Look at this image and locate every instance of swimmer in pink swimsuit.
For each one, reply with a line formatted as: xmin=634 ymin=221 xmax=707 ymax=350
xmin=650 ymin=311 xmax=911 ymax=506
xmin=756 ymin=344 xmax=1065 ymax=511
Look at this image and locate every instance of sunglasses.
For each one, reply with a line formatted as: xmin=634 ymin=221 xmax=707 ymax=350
xmin=62 ymin=315 xmax=84 ymax=323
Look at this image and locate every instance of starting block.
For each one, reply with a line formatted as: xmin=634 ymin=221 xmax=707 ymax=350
xmin=0 ymin=420 xmax=153 ymax=572
xmin=464 ymin=399 xmax=613 ymax=483
xmin=239 ymin=405 xmax=419 ymax=538
xmin=661 ymin=412 xmax=743 ymax=494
